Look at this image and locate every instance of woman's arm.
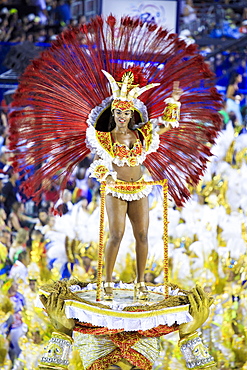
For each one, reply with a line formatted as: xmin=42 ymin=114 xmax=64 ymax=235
xmin=89 ymin=154 xmax=117 ymax=184
xmin=157 ymin=81 xmax=183 ymax=135
xmin=20 ymin=213 xmax=38 ymax=224
xmin=8 ymin=213 xmax=21 ymax=232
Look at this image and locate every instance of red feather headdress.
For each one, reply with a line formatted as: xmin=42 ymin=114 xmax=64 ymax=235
xmin=8 ymin=15 xmax=222 ymax=206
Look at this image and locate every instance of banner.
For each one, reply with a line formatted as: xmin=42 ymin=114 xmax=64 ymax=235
xmin=101 ymin=0 xmax=177 ymax=32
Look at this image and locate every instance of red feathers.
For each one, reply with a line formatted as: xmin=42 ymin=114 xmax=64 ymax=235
xmin=9 ymin=15 xmax=222 ymax=205
xmin=115 ymin=67 xmax=148 ymax=87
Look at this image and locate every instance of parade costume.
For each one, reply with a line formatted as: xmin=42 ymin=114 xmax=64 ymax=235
xmin=86 ymin=120 xmax=158 ymax=200
xmin=8 ymin=15 xmax=222 ymax=370
xmin=9 ymin=16 xmax=222 ymax=207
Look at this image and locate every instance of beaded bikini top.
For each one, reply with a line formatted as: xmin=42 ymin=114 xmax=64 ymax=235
xmin=111 ymin=131 xmax=143 ymax=167
xmin=86 ymin=121 xmax=159 ymax=167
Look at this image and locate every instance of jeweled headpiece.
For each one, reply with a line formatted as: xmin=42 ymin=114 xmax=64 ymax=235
xmin=102 ymin=69 xmax=160 ymax=111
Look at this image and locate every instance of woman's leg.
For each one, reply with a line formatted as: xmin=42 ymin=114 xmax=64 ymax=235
xmin=105 ymin=194 xmax=128 ymax=284
xmin=127 ymin=196 xmax=149 ymax=283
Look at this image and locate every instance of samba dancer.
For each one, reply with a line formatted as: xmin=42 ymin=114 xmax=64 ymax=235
xmin=87 ymin=71 xmax=182 ymax=300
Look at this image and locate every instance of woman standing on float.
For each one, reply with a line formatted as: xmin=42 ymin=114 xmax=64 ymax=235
xmin=86 ymin=70 xmax=182 ymax=300
xmin=9 ymin=15 xmax=222 ymax=301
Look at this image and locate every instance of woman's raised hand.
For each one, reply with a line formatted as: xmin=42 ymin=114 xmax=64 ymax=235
xmin=171 ymin=81 xmax=183 ymax=101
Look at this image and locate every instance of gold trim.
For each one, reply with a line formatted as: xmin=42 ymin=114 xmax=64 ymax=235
xmin=39 ymin=288 xmax=50 ymax=297
xmin=39 ymin=279 xmax=190 ymax=312
xmin=65 ymin=299 xmax=189 ymax=319
xmin=39 ymin=366 xmax=65 ymax=370
xmin=96 ymin=182 xmax=106 ymax=301
xmin=52 ymin=331 xmax=73 ymax=344
xmin=178 ymin=331 xmax=198 ymax=346
xmin=201 ymin=363 xmax=217 ymax=369
xmin=95 ymin=130 xmax=114 ymax=157
xmin=137 ymin=121 xmax=153 ymax=151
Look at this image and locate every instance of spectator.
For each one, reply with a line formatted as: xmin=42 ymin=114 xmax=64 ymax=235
xmin=2 ymin=169 xmax=20 ymax=218
xmin=41 ymin=178 xmax=59 ymax=210
xmin=22 ymin=14 xmax=36 ymax=33
xmin=0 ymin=146 xmax=11 ymax=173
xmin=0 ymin=13 xmax=11 ymax=42
xmin=179 ymin=28 xmax=195 ymax=46
xmin=144 ymin=271 xmax=156 ymax=284
xmin=8 ymin=201 xmax=37 ymax=232
xmin=9 ymin=249 xmax=30 ymax=284
xmin=228 ymin=111 xmax=237 ymax=127
xmin=0 ymin=207 xmax=7 ymax=230
xmin=0 ymin=229 xmax=9 ymax=281
xmin=237 ymin=60 xmax=247 ymax=90
xmin=30 ymin=228 xmax=44 ymax=244
xmin=182 ymin=0 xmax=198 ymax=33
xmin=28 ymin=276 xmax=38 ymax=293
xmin=226 ymin=72 xmax=244 ymax=125
xmin=2 ymin=9 xmax=19 ymax=42
xmin=9 ymin=228 xmax=29 ymax=263
xmin=55 ymin=0 xmax=71 ymax=25
xmin=55 ymin=189 xmax=73 ymax=215
xmin=0 ymin=126 xmax=7 ymax=154
xmin=42 ymin=214 xmax=56 ymax=235
xmin=70 ymin=197 xmax=90 ymax=241
xmin=239 ymin=20 xmax=247 ymax=34
xmin=82 ymin=255 xmax=96 ymax=277
xmin=78 ymin=15 xmax=86 ymax=26
xmin=7 ymin=282 xmax=26 ymax=365
xmin=28 ymin=0 xmax=48 ymax=24
xmin=34 ymin=208 xmax=49 ymax=232
xmin=0 ymin=228 xmax=11 ymax=250
xmin=242 ymin=7 xmax=247 ymax=22
xmin=46 ymin=24 xmax=58 ymax=40
xmin=0 ymin=110 xmax=8 ymax=127
xmin=0 ymin=228 xmax=11 ymax=280
xmin=72 ymin=161 xmax=95 ymax=204
xmin=30 ymin=228 xmax=46 ymax=255
xmin=26 ymin=32 xmax=34 ymax=42
xmin=40 ymin=26 xmax=49 ymax=41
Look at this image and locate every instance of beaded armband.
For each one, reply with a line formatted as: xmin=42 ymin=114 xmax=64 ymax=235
xmin=89 ymin=159 xmax=117 ymax=183
xmin=179 ymin=331 xmax=216 ymax=369
xmin=161 ymin=97 xmax=181 ymax=128
xmin=39 ymin=332 xmax=73 ymax=369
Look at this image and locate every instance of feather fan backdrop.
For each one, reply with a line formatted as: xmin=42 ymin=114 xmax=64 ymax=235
xmin=9 ymin=15 xmax=222 ymax=205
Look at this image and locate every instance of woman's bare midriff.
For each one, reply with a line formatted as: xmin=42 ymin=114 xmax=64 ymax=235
xmin=112 ymin=163 xmax=143 ymax=182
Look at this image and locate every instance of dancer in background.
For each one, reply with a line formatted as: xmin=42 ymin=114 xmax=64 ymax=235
xmin=226 ymin=71 xmax=243 ymax=125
